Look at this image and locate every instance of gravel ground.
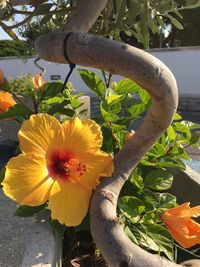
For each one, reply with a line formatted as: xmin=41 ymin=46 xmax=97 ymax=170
xmin=0 ymin=192 xmax=35 ymax=267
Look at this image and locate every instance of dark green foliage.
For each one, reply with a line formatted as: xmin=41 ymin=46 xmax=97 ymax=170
xmin=0 ymin=40 xmax=35 ymax=57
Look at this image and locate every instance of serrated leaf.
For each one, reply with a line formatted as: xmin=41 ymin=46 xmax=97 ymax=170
xmin=144 ymin=170 xmax=173 ymax=190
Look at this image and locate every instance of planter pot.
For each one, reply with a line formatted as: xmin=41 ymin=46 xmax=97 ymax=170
xmin=22 ymin=211 xmax=62 ymax=267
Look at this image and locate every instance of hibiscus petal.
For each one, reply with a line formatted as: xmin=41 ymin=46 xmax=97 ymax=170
xmin=48 ymin=180 xmax=91 ymax=226
xmin=2 ymin=154 xmax=54 ymax=206
xmin=167 ymin=223 xmax=200 ymax=248
xmin=77 ymin=150 xmax=114 ymax=190
xmin=61 ymin=117 xmax=103 ymax=154
xmin=19 ymin=113 xmax=63 ymax=155
xmin=190 ymin=205 xmax=200 ymax=218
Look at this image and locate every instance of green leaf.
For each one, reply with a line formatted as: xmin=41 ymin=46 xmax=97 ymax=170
xmin=173 ymin=122 xmax=191 ymax=139
xmin=70 ymin=97 xmax=83 ymax=109
xmin=47 ymin=100 xmax=70 ymax=115
xmin=189 ymin=131 xmax=200 ymax=145
xmin=173 ymin=113 xmax=182 ymax=121
xmin=78 ymin=69 xmax=105 ymax=97
xmin=127 ymin=224 xmax=174 ymax=261
xmin=158 ymin=157 xmax=186 ymax=169
xmin=144 ymin=170 xmax=173 ymax=190
xmin=154 ymin=142 xmax=166 ymax=156
xmin=115 ymin=78 xmax=142 ymax=94
xmin=140 ymin=158 xmax=158 ymax=166
xmin=101 ymin=125 xmax=113 ymax=153
xmin=124 ymin=226 xmax=139 ymax=245
xmin=49 ymin=219 xmax=66 ymax=235
xmin=0 ymin=104 xmax=31 ymax=119
xmin=0 ymin=167 xmax=6 ymax=188
xmin=15 ymin=204 xmax=46 ymax=217
xmin=130 ymin=174 xmax=143 ymax=189
xmin=106 ymin=93 xmax=124 ymax=105
xmin=167 ymin=126 xmax=176 ymax=141
xmin=128 ymin=103 xmax=147 ymax=117
xmin=100 ymin=102 xmax=118 ymax=122
xmin=155 ymin=193 xmax=177 ymax=209
xmin=118 ymin=196 xmax=145 ymax=221
xmin=146 ymin=224 xmax=174 ymax=261
xmin=38 ymin=82 xmax=63 ymax=100
xmin=110 ymin=123 xmax=126 ymax=133
xmin=138 ymin=89 xmax=150 ymax=104
xmin=167 ymin=14 xmax=184 ymax=30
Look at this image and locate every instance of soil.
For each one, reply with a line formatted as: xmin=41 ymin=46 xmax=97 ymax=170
xmin=62 ymin=230 xmax=108 ymax=267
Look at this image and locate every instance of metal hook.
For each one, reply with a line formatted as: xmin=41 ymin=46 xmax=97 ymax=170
xmin=34 ymin=57 xmax=46 ymax=75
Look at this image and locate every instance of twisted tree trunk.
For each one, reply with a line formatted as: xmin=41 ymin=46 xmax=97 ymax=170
xmin=35 ymin=0 xmax=199 ymax=266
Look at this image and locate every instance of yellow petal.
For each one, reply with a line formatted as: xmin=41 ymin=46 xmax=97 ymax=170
xmin=77 ymin=150 xmax=114 ymax=190
xmin=19 ymin=113 xmax=63 ymax=155
xmin=61 ymin=117 xmax=103 ymax=154
xmin=48 ymin=180 xmax=91 ymax=226
xmin=2 ymin=153 xmax=54 ymax=206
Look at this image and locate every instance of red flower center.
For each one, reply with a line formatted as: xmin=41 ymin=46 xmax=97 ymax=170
xmin=47 ymin=150 xmax=87 ymax=181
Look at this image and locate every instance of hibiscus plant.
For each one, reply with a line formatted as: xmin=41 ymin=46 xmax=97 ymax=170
xmin=0 ymin=67 xmax=199 ymax=265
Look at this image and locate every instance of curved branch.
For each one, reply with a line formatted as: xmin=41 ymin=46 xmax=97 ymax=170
xmin=35 ymin=0 xmax=197 ymax=266
xmin=36 ymin=30 xmax=181 ymax=267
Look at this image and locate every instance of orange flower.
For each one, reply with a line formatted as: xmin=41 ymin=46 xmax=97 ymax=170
xmin=0 ymin=91 xmax=16 ymax=117
xmin=32 ymin=74 xmax=45 ymax=91
xmin=125 ymin=130 xmax=135 ymax=142
xmin=161 ymin=202 xmax=200 ymax=248
xmin=0 ymin=69 xmax=4 ymax=85
xmin=2 ymin=114 xmax=114 ymax=226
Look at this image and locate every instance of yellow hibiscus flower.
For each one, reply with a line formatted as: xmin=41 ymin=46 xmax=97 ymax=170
xmin=2 ymin=114 xmax=114 ymax=226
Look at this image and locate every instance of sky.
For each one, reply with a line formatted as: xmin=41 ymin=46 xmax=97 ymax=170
xmin=0 ymin=6 xmax=31 ymax=40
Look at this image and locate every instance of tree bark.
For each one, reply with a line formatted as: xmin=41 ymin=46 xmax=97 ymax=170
xmin=34 ymin=0 xmax=199 ymax=266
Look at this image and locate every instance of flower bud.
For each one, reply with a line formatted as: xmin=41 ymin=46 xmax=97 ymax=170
xmin=111 ymin=81 xmax=117 ymax=90
xmin=125 ymin=130 xmax=135 ymax=142
xmin=32 ymin=74 xmax=45 ymax=91
xmin=0 ymin=69 xmax=4 ymax=85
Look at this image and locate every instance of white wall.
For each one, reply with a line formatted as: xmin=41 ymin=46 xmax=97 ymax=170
xmin=151 ymin=48 xmax=200 ymax=97
xmin=0 ymin=47 xmax=200 ymax=96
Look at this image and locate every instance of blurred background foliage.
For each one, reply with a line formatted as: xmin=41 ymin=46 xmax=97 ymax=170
xmin=0 ymin=0 xmax=200 ymax=57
